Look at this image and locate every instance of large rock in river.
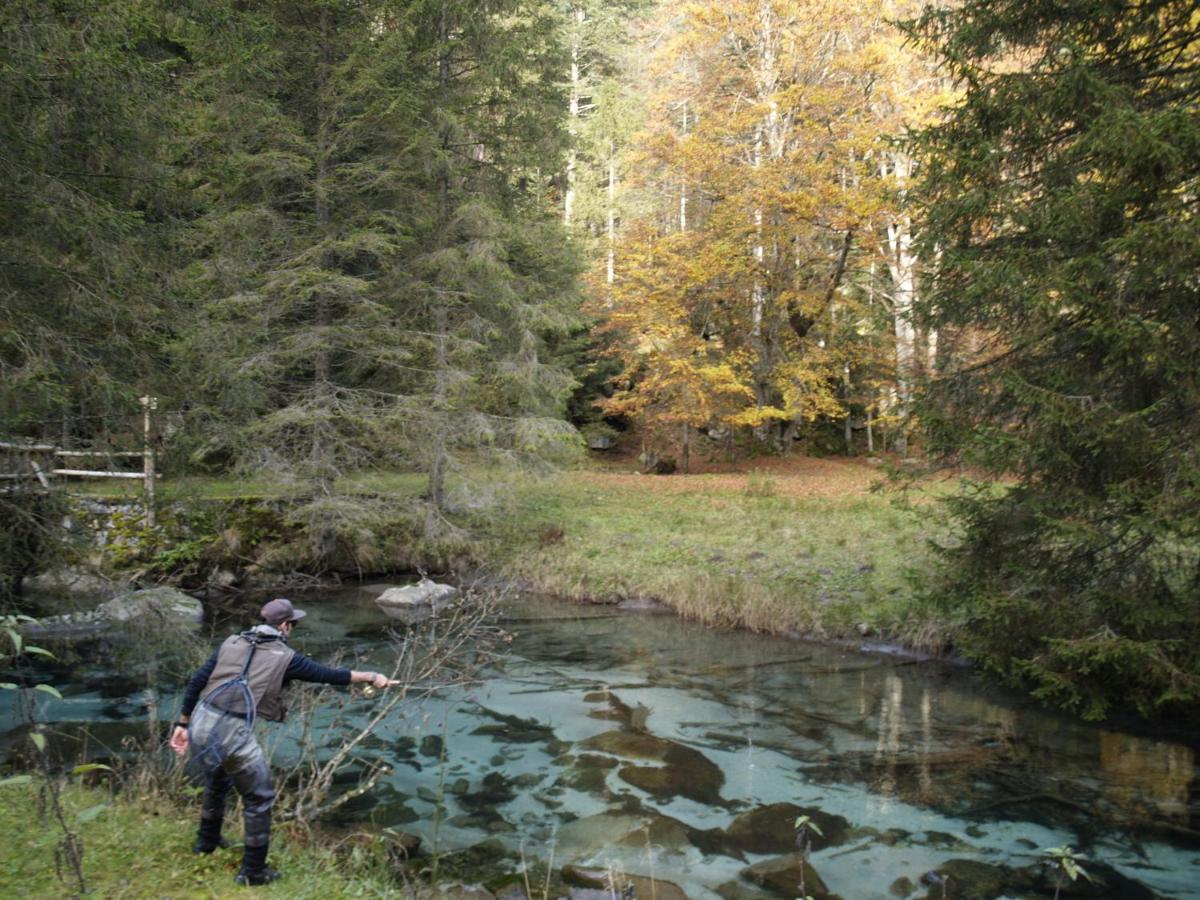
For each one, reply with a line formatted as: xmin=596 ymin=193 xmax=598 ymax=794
xmin=376 ymin=578 xmax=459 ymax=623
xmin=98 ymin=586 xmax=203 ymax=625
xmin=22 ymin=586 xmax=203 ymax=641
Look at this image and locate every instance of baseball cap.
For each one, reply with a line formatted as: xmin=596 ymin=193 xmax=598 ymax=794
xmin=260 ymin=597 xmax=307 ymax=627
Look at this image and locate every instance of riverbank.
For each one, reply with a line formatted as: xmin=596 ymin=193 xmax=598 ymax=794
xmin=59 ymin=456 xmax=949 ymax=653
xmin=480 ymin=457 xmax=949 ymax=652
xmin=0 ymin=782 xmax=402 ymax=898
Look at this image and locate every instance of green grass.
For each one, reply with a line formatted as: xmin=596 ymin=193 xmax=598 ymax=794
xmin=480 ymin=472 xmax=949 ymax=649
xmin=0 ymin=781 xmax=406 ymax=898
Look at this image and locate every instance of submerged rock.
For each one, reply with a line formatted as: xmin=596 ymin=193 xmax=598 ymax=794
xmin=716 ymin=881 xmax=776 ymax=900
xmin=612 ymin=810 xmax=694 ymax=854
xmin=581 ymin=730 xmax=669 ymax=760
xmin=739 ymin=853 xmax=837 ymax=899
xmin=559 ymin=763 xmax=611 ymax=794
xmin=419 ymin=734 xmax=444 ymax=758
xmin=472 ymin=718 xmax=557 ymax=745
xmin=581 ymin=729 xmax=725 ymax=805
xmin=1019 ymin=859 xmax=1157 ymax=899
xmin=724 ymin=802 xmax=850 ymax=854
xmin=620 ymin=746 xmax=724 ymax=805
xmin=459 ymin=772 xmax=517 ymax=812
xmin=918 ymin=859 xmax=1034 ymax=899
xmin=555 ymin=812 xmax=653 ymax=858
xmin=563 ymin=867 xmax=688 ymax=900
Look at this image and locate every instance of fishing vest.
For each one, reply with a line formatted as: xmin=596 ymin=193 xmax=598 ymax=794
xmin=200 ymin=627 xmax=296 ymax=722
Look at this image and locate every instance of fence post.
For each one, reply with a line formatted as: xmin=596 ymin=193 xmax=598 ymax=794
xmin=140 ymin=396 xmax=158 ymax=527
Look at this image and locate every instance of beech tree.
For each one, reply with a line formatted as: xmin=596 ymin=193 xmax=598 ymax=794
xmin=909 ymin=0 xmax=1200 ymax=717
xmin=599 ymin=0 xmax=897 ymax=456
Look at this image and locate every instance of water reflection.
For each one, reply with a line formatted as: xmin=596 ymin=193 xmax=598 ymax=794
xmin=1100 ymin=731 xmax=1193 ymax=822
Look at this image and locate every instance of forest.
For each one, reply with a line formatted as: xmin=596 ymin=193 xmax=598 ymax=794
xmin=2 ymin=0 xmax=1199 ymax=719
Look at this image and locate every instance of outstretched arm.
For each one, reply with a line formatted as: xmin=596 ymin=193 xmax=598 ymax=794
xmin=284 ymin=653 xmax=398 ymax=690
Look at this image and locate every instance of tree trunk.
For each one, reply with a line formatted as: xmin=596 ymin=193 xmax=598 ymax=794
xmin=679 ymin=102 xmax=688 ymax=232
xmin=427 ymin=4 xmax=453 ymax=521
xmin=606 ymin=139 xmax=616 ymax=303
xmin=885 ymin=152 xmax=918 ymax=456
xmin=564 ymin=6 xmax=584 ymax=228
xmin=312 ymin=8 xmax=334 ymax=498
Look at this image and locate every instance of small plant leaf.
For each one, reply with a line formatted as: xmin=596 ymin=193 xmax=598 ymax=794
xmin=33 ymin=683 xmax=63 ymax=699
xmin=24 ymin=646 xmax=55 ymax=658
xmin=0 ymin=682 xmax=17 ymax=690
xmin=0 ymin=774 xmax=35 ymax=786
xmin=793 ymin=815 xmax=824 ymax=837
xmin=29 ymin=732 xmax=46 ymax=752
xmin=71 ymin=763 xmax=113 ymax=775
xmin=6 ymin=628 xmax=21 ymax=653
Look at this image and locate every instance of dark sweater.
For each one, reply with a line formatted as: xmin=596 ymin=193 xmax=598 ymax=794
xmin=180 ymin=642 xmax=352 ymax=717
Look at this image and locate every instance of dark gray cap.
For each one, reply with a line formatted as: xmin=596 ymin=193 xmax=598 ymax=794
xmin=260 ymin=597 xmax=306 ymax=627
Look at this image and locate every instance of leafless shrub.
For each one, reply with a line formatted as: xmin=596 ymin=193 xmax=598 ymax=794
xmin=272 ymin=586 xmax=510 ymax=826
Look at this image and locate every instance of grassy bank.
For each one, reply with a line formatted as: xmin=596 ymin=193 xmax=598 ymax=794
xmin=480 ymin=458 xmax=949 ymax=650
xmin=64 ymin=456 xmax=950 ymax=651
xmin=0 ymin=782 xmax=401 ymax=898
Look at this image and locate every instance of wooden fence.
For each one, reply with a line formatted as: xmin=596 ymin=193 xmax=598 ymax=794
xmin=1 ymin=396 xmax=159 ymax=525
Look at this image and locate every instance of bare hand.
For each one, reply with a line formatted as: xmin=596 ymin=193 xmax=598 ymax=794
xmin=170 ymin=725 xmax=189 ymax=756
xmin=371 ymin=672 xmax=400 ymax=690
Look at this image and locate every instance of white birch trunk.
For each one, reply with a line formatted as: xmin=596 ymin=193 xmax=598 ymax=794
xmin=564 ymin=7 xmax=584 ymax=228
xmin=884 ymin=152 xmax=918 ymax=454
xmin=751 ymin=124 xmax=764 ymax=338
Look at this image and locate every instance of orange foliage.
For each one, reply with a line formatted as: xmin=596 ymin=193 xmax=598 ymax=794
xmin=590 ymin=1 xmax=941 ymax=452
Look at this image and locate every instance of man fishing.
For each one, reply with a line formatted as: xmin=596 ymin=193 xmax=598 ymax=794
xmin=170 ymin=597 xmax=397 ymax=886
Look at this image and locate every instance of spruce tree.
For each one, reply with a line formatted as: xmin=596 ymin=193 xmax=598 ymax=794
xmin=0 ymin=1 xmax=181 ymax=599
xmin=0 ymin=0 xmax=179 ymax=440
xmin=174 ymin=1 xmax=581 ymax=545
xmin=908 ymin=0 xmax=1200 ymax=717
xmin=396 ymin=0 xmax=581 ymax=531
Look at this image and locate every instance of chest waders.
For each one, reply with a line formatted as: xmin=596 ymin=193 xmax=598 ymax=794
xmin=185 ymin=636 xmax=263 ymax=786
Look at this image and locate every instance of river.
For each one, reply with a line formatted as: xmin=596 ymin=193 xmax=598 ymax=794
xmin=5 ymin=586 xmax=1199 ymax=898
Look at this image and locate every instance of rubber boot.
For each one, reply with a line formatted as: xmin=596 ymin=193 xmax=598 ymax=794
xmin=193 ymin=818 xmax=229 ymax=854
xmin=234 ymin=843 xmax=281 ymax=886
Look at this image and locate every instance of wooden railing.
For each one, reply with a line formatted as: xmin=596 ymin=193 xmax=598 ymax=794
xmin=1 ymin=397 xmax=160 ymax=524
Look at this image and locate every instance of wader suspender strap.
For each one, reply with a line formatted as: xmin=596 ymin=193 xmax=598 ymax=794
xmin=238 ymin=638 xmax=259 ymax=678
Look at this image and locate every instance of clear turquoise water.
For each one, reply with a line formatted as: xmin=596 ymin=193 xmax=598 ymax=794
xmin=6 ymin=587 xmax=1199 ymax=898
